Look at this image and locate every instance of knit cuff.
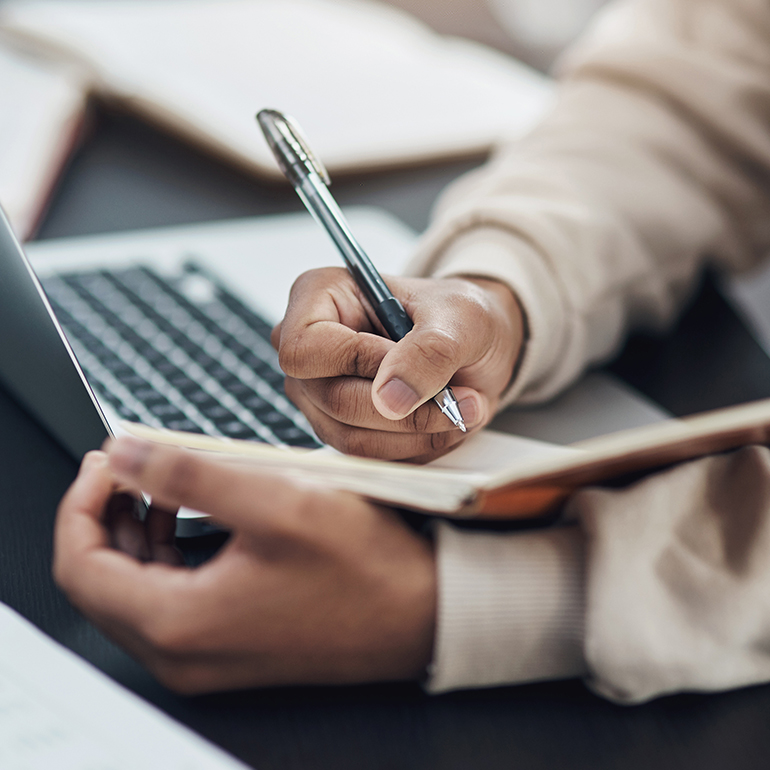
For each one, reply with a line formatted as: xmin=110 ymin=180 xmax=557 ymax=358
xmin=425 ymin=521 xmax=587 ymax=693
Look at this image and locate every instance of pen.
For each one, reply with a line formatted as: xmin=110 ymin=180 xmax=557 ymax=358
xmin=257 ymin=108 xmax=466 ymax=432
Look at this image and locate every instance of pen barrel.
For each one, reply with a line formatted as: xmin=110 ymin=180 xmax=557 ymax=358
xmin=375 ymin=297 xmax=413 ymax=342
xmin=301 ymin=185 xmax=393 ymax=303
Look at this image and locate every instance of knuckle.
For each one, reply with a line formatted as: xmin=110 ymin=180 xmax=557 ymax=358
xmin=141 ymin=602 xmax=195 ymax=655
xmin=282 ymin=376 xmax=302 ymax=407
xmin=307 ymin=418 xmax=331 ymax=446
xmin=339 ymin=431 xmax=396 ymax=460
xmin=327 ymin=427 xmax=379 ymax=459
xmin=323 ymin=378 xmax=370 ymax=426
xmin=412 ymin=329 xmax=461 ymax=374
xmin=277 ymin=337 xmax=306 ymax=378
xmin=333 ymin=429 xmax=366 ymax=457
xmin=269 ymin=323 xmax=281 ymax=351
xmin=83 ymin=449 xmax=105 ymax=465
xmin=429 ymin=430 xmax=457 ymax=455
xmin=324 ymin=378 xmax=348 ymax=419
xmin=286 ymin=268 xmax=320 ymax=300
xmin=345 ymin=336 xmax=387 ymax=379
xmin=289 ymin=266 xmax=338 ymax=294
xmin=348 ymin=345 xmax=365 ymax=378
xmin=407 ymin=404 xmax=432 ymax=433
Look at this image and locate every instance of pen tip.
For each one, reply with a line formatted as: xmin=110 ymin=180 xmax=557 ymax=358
xmin=458 ymin=420 xmax=467 ymax=433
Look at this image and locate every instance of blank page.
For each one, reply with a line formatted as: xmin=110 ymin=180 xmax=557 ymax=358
xmin=0 ymin=602 xmax=249 ymax=768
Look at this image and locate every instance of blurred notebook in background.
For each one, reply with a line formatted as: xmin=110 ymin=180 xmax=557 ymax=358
xmin=0 ymin=0 xmax=554 ymax=182
xmin=0 ymin=41 xmax=86 ymax=239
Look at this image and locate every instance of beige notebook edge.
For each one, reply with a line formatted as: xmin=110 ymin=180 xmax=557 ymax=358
xmin=121 ymin=396 xmax=770 ymax=519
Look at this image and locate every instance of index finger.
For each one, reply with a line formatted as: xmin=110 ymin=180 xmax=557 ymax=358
xmin=277 ymin=268 xmax=393 ymax=379
xmin=105 ymin=437 xmax=341 ymax=536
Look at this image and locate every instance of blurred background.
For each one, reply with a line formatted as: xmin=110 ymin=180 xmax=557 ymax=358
xmin=390 ymin=0 xmax=610 ymax=70
xmin=2 ymin=0 xmax=613 ymax=71
xmin=0 ymin=0 xmax=608 ymax=238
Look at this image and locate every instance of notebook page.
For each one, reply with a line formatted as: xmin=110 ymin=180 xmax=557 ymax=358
xmin=0 ymin=0 xmax=555 ymax=176
xmin=0 ymin=603 xmax=249 ymax=769
xmin=0 ymin=41 xmax=85 ymax=240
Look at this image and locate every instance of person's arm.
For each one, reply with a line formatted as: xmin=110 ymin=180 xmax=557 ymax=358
xmin=277 ymin=0 xmax=770 ymax=460
xmin=410 ymin=0 xmax=770 ymax=405
xmin=55 ymin=439 xmax=770 ymax=703
xmin=427 ymin=445 xmax=770 ymax=703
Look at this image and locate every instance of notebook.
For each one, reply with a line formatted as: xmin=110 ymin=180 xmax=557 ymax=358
xmin=0 ymin=0 xmax=555 ymax=178
xmin=124 ymin=396 xmax=770 ymax=519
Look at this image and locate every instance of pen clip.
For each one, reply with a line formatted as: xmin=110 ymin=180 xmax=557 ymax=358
xmin=257 ymin=109 xmax=331 ymax=186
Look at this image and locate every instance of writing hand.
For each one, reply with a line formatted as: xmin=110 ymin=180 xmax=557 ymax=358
xmin=273 ymin=268 xmax=524 ymax=462
xmin=54 ymin=440 xmax=436 ymax=694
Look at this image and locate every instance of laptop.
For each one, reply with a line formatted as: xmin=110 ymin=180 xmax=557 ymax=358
xmin=0 ymin=205 xmax=416 ymax=534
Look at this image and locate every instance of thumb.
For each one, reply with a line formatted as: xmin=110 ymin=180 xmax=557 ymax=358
xmin=371 ymin=326 xmax=472 ymax=421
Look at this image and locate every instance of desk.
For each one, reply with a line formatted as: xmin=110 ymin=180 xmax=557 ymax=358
xmin=4 ymin=106 xmax=770 ymax=770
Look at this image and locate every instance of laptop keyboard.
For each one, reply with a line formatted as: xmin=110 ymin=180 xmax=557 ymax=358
xmin=40 ymin=260 xmax=320 ymax=448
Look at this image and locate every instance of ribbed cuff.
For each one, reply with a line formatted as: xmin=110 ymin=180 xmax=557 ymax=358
xmin=425 ymin=521 xmax=587 ymax=693
xmin=408 ymin=227 xmax=570 ymax=407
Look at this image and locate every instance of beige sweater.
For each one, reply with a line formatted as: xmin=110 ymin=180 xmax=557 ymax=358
xmin=411 ymin=0 xmax=770 ymax=702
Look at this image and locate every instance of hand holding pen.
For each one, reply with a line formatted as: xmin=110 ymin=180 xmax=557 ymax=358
xmin=259 ymin=109 xmax=525 ymax=461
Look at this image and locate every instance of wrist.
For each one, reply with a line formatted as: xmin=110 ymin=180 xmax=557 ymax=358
xmin=459 ymin=275 xmax=527 ymax=396
xmin=346 ymin=510 xmax=437 ymax=683
xmin=389 ymin=526 xmax=437 ymax=680
xmin=463 ymin=276 xmax=524 ymax=345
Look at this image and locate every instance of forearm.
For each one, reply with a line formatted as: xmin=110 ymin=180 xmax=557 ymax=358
xmin=427 ymin=446 xmax=770 ymax=703
xmin=409 ymin=0 xmax=770 ymax=404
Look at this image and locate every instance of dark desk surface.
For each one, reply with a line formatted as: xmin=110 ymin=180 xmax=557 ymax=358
xmin=5 ymin=106 xmax=770 ymax=770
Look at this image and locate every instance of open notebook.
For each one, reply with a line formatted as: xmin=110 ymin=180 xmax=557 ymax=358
xmin=124 ymin=396 xmax=770 ymax=519
xmin=0 ymin=0 xmax=555 ymax=178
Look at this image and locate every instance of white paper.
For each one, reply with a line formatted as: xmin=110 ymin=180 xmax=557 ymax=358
xmin=429 ymin=430 xmax=578 ymax=475
xmin=0 ymin=603 xmax=249 ymax=769
xmin=0 ymin=40 xmax=85 ymax=240
xmin=0 ymin=0 xmax=555 ymax=176
xmin=429 ymin=372 xmax=669 ymax=475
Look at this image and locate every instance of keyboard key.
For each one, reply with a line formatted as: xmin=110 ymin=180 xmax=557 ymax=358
xmin=41 ymin=262 xmax=320 ymax=449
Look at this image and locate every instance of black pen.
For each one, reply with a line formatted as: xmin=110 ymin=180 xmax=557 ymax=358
xmin=257 ymin=109 xmax=465 ymax=432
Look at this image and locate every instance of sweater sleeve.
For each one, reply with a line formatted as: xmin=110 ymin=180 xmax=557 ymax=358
xmin=426 ymin=446 xmax=770 ymax=703
xmin=408 ymin=0 xmax=770 ymax=405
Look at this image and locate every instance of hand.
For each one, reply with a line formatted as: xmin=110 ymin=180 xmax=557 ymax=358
xmin=273 ymin=269 xmax=524 ymax=462
xmin=53 ymin=440 xmax=436 ymax=694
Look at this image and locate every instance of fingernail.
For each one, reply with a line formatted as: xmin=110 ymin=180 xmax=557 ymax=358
xmin=377 ymin=378 xmax=420 ymax=417
xmin=108 ymin=437 xmax=151 ymax=478
xmin=81 ymin=450 xmax=107 ymax=472
xmin=457 ymin=396 xmax=481 ymax=428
